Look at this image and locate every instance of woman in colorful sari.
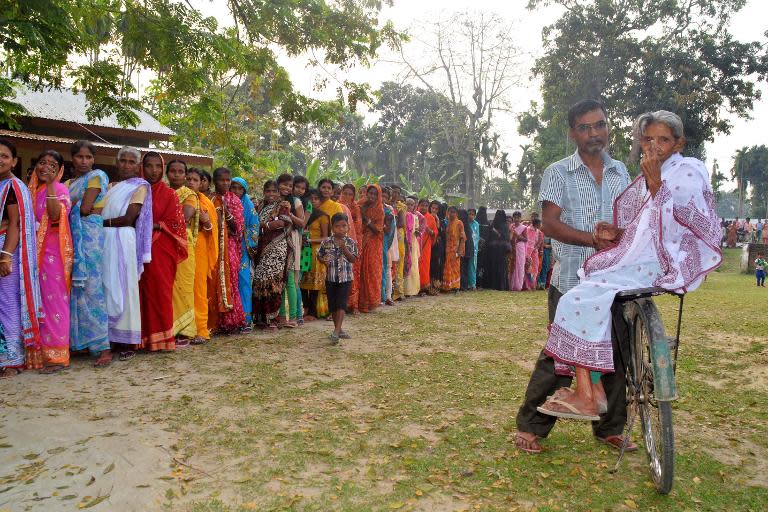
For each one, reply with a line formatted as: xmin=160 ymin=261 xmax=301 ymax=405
xmin=381 ymin=187 xmax=396 ymax=305
xmin=340 ymin=184 xmax=362 ymax=313
xmin=292 ymin=176 xmax=311 ymax=325
xmin=66 ymin=140 xmax=111 ymax=366
xmin=276 ymin=173 xmax=304 ymax=328
xmin=429 ymin=201 xmax=445 ymax=294
xmin=102 ymin=146 xmax=152 ymax=360
xmin=138 ymin=152 xmax=187 ymax=352
xmin=467 ymin=208 xmax=481 ymax=290
xmin=167 ymin=159 xmax=199 ymax=344
xmin=484 ymin=210 xmax=510 ymax=290
xmin=27 ymin=150 xmax=73 ymax=372
xmin=186 ymin=168 xmax=218 ymax=344
xmin=209 ymin=167 xmax=246 ymax=334
xmin=230 ymin=177 xmax=259 ymax=330
xmin=0 ymin=139 xmax=43 ymax=377
xmin=304 ymin=179 xmax=343 ymax=319
xmin=442 ymin=206 xmax=466 ymax=292
xmin=417 ymin=198 xmax=437 ymax=294
xmin=301 ymin=189 xmax=330 ymax=320
xmin=537 ymin=111 xmax=722 ymax=421
xmin=253 ymin=180 xmax=291 ymax=329
xmin=522 ymin=218 xmax=539 ymax=291
xmin=509 ymin=211 xmax=528 ymax=291
xmin=538 ymin=233 xmax=553 ymax=290
xmin=403 ymin=197 xmax=422 ymax=297
xmin=726 ymin=219 xmax=738 ymax=248
xmin=358 ymin=184 xmax=385 ymax=313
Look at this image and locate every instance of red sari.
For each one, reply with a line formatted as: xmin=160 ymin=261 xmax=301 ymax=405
xmin=139 ymin=180 xmax=187 ymax=351
xmin=340 ymin=195 xmax=363 ymax=310
xmin=211 ymin=191 xmax=246 ymax=332
xmin=419 ymin=212 xmax=437 ymax=289
xmin=357 ymin=185 xmax=384 ymax=313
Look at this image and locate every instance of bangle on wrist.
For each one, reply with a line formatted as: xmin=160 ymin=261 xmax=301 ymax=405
xmin=0 ymin=250 xmax=12 ymax=257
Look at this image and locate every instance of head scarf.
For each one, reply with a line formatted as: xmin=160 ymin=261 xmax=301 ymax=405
xmin=359 ymin=184 xmax=384 ymax=233
xmin=477 ymin=206 xmax=489 ymax=226
xmin=491 ymin=209 xmax=510 ymax=242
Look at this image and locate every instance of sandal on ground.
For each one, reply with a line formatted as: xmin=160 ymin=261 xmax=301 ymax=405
xmin=303 ymin=315 xmax=317 ymax=322
xmin=596 ymin=435 xmax=638 ymax=452
xmin=329 ymin=332 xmax=340 ymax=345
xmin=0 ymin=368 xmax=22 ymax=378
xmin=514 ymin=432 xmax=543 ymax=454
xmin=278 ymin=320 xmax=297 ymax=329
xmin=385 ymin=299 xmax=395 ymax=306
xmin=240 ymin=324 xmax=254 ymax=334
xmin=118 ymin=350 xmax=136 ymax=362
xmin=338 ymin=330 xmax=351 ymax=339
xmin=175 ymin=338 xmax=191 ymax=348
xmin=537 ymin=397 xmax=600 ymax=421
xmin=190 ymin=336 xmax=208 ymax=345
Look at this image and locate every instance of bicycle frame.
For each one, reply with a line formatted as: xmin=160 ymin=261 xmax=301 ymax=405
xmin=616 ymin=288 xmax=685 ymax=402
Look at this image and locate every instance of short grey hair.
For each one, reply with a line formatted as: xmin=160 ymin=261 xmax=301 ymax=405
xmin=116 ymin=146 xmax=141 ymax=162
xmin=630 ymin=110 xmax=685 ymax=161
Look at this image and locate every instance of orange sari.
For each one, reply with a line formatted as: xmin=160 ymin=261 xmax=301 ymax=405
xmin=194 ymin=193 xmax=218 ymax=340
xmin=419 ymin=212 xmax=437 ymax=289
xmin=357 ymin=185 xmax=384 ymax=312
xmin=442 ymin=219 xmax=464 ymax=291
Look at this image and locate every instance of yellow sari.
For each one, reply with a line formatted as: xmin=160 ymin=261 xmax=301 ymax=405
xmin=172 ymin=186 xmax=200 ymax=337
xmin=300 ymin=199 xmax=342 ymax=317
xmin=194 ymin=193 xmax=218 ymax=339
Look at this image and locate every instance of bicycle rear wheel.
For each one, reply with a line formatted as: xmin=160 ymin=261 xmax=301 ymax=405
xmin=626 ymin=299 xmax=675 ymax=494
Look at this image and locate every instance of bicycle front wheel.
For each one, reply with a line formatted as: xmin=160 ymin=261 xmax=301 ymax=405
xmin=627 ymin=299 xmax=675 ymax=494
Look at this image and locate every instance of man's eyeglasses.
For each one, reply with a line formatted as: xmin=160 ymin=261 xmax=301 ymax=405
xmin=574 ymin=120 xmax=608 ymax=133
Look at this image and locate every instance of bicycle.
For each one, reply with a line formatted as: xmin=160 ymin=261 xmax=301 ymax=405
xmin=611 ymin=287 xmax=685 ymax=495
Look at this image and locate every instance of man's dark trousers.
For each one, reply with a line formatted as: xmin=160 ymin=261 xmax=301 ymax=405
xmin=515 ymin=286 xmax=630 ymax=438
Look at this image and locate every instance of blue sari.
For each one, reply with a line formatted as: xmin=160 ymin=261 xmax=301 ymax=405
xmin=67 ymin=170 xmax=110 ymax=354
xmin=0 ymin=177 xmax=43 ymax=368
xmin=468 ymin=220 xmax=480 ymax=289
xmin=381 ymin=204 xmax=396 ymax=302
xmin=232 ymin=178 xmax=259 ymax=324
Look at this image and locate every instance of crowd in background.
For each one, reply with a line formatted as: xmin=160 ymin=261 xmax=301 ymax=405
xmin=0 ymin=137 xmax=550 ymax=376
xmin=723 ymin=217 xmax=768 ymax=247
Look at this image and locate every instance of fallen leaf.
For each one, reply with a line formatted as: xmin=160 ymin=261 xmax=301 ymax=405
xmin=47 ymin=447 xmax=67 ymax=455
xmin=624 ymin=498 xmax=638 ymax=509
xmin=103 ymin=462 xmax=115 ymax=475
xmin=79 ymin=494 xmax=109 ymax=508
xmin=388 ymin=502 xmax=405 ymax=510
xmin=85 ymin=476 xmax=95 ymax=487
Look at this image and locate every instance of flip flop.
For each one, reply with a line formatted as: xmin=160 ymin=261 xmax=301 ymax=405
xmin=118 ymin=350 xmax=135 ymax=362
xmin=537 ymin=398 xmax=600 ymax=421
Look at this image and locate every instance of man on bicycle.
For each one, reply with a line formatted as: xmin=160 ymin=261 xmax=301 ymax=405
xmin=514 ymin=99 xmax=635 ymax=454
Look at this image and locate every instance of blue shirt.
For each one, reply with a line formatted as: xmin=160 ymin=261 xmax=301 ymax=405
xmin=538 ymin=151 xmax=630 ymax=293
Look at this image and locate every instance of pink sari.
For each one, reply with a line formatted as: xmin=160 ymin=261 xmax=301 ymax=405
xmin=31 ymin=182 xmax=73 ymax=367
xmin=509 ymin=223 xmax=527 ymax=291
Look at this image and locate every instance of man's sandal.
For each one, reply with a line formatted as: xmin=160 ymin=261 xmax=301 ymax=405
xmin=596 ymin=435 xmax=638 ymax=452
xmin=537 ymin=398 xmax=600 ymax=421
xmin=514 ymin=432 xmax=543 ymax=454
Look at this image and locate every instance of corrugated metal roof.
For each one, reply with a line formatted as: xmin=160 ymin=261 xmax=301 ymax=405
xmin=13 ymin=86 xmax=175 ymax=137
xmin=0 ymin=129 xmax=212 ymax=163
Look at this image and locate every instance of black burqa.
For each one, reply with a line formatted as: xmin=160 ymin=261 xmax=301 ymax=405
xmin=484 ymin=209 xmax=511 ymax=290
xmin=475 ymin=206 xmax=490 ymax=287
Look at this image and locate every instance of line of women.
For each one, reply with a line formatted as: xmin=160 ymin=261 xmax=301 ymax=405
xmin=0 ymin=137 xmax=545 ymax=378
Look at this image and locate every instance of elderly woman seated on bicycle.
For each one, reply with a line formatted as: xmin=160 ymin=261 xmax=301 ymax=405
xmin=537 ymin=110 xmax=722 ymax=421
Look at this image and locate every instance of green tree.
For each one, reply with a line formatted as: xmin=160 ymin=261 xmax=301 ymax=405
xmin=1 ymin=0 xmax=400 ymax=151
xmin=520 ymin=0 xmax=768 ymax=201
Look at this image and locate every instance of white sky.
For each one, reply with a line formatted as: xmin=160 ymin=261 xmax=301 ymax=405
xmin=194 ymin=0 xmax=767 ymax=189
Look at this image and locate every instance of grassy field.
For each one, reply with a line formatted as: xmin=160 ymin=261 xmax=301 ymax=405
xmin=2 ymin=248 xmax=766 ymax=511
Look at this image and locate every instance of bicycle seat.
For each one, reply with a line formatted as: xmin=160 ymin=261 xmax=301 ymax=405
xmin=614 ymin=287 xmax=677 ymax=302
